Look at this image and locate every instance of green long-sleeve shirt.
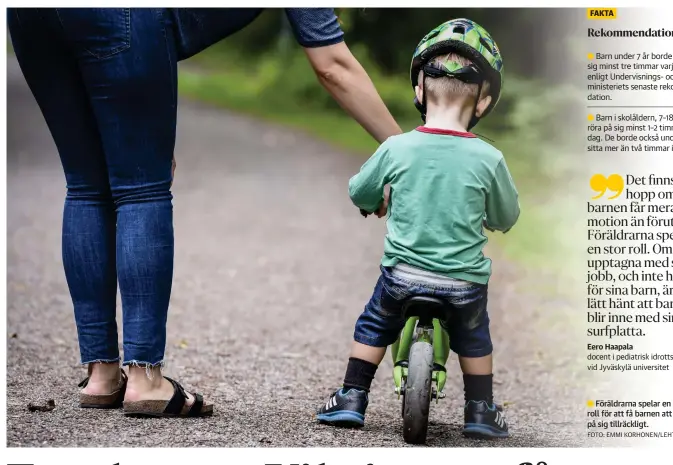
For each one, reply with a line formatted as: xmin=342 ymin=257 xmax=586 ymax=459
xmin=349 ymin=127 xmax=520 ymax=284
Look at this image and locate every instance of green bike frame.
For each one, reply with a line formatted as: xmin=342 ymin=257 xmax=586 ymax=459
xmin=391 ymin=318 xmax=451 ymax=397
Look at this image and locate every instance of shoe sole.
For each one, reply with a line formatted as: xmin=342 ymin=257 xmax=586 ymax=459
xmin=123 ymin=401 xmax=214 ymax=418
xmin=80 ymin=403 xmax=123 ymax=409
xmin=463 ymin=423 xmax=510 ymax=439
xmin=316 ymin=411 xmax=365 ymax=428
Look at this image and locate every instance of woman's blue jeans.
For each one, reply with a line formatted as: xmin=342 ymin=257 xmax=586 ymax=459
xmin=8 ymin=8 xmax=179 ymax=367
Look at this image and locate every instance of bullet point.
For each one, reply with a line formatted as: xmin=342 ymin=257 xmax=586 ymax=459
xmin=588 ymin=114 xmax=594 ymax=121
xmin=587 ymin=400 xmax=595 ymax=407
xmin=588 ymin=53 xmax=594 ymax=60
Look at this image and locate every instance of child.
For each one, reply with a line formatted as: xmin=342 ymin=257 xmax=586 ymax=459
xmin=316 ymin=19 xmax=519 ymax=439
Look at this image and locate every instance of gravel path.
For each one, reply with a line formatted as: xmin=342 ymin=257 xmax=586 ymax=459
xmin=7 ymin=57 xmax=591 ymax=447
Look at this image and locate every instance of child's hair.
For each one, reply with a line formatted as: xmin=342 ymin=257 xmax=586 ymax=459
xmin=419 ymin=52 xmax=491 ymax=104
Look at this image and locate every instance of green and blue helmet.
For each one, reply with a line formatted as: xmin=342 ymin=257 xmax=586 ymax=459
xmin=411 ymin=18 xmax=504 ymax=120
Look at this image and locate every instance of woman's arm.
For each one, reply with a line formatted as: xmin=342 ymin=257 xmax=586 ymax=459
xmin=303 ymin=42 xmax=403 ymax=144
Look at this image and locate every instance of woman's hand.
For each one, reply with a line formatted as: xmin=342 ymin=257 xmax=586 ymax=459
xmin=171 ymin=157 xmax=176 ymax=187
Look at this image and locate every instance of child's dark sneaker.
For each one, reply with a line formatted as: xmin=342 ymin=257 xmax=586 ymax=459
xmin=316 ymin=388 xmax=368 ymax=427
xmin=463 ymin=400 xmax=510 ymax=438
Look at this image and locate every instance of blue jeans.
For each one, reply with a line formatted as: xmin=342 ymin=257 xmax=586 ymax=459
xmin=354 ymin=266 xmax=493 ymax=357
xmin=8 ymin=8 xmax=178 ymax=366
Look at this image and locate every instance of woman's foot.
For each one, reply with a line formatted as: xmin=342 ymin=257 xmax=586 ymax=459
xmin=80 ymin=362 xmax=123 ymax=396
xmin=124 ymin=365 xmax=197 ymax=407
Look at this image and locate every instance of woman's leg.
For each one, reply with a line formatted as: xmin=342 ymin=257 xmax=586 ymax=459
xmin=8 ymin=9 xmax=122 ymax=393
xmin=56 ymin=8 xmax=187 ymax=401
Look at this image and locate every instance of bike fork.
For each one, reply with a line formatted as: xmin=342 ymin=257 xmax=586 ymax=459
xmin=393 ymin=317 xmax=449 ymax=401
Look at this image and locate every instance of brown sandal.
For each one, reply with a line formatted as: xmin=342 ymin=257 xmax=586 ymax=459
xmin=79 ymin=370 xmax=127 ymax=409
xmin=123 ymin=376 xmax=213 ymax=418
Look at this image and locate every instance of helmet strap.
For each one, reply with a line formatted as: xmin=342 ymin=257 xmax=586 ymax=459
xmin=467 ymin=81 xmax=483 ymax=131
xmin=413 ymin=72 xmax=428 ymax=122
xmin=421 ymin=72 xmax=428 ymax=123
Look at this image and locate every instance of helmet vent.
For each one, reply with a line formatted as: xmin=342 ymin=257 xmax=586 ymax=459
xmin=425 ymin=29 xmax=441 ymax=41
xmin=479 ymin=37 xmax=493 ymax=55
xmin=453 ymin=25 xmax=466 ymax=34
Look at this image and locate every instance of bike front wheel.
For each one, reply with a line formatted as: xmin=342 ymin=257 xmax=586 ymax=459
xmin=402 ymin=341 xmax=434 ymax=444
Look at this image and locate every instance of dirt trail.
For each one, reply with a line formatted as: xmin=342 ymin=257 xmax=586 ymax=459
xmin=7 ymin=57 xmax=589 ymax=447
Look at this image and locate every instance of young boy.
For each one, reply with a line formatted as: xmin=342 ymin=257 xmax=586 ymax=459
xmin=316 ymin=19 xmax=519 ymax=439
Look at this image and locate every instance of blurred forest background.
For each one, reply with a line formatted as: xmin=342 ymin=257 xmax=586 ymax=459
xmin=6 ymin=8 xmax=585 ymax=271
xmin=182 ymin=8 xmax=581 ymax=141
xmin=180 ymin=8 xmax=585 ymax=269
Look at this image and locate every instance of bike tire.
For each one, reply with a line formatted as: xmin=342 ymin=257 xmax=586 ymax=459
xmin=402 ymin=341 xmax=434 ymax=444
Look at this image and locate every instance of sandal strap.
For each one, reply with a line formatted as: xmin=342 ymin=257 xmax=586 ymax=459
xmin=188 ymin=393 xmax=204 ymax=417
xmin=163 ymin=376 xmax=188 ymax=415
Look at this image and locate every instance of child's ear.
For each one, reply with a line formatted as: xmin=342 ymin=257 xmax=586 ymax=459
xmin=415 ymin=85 xmax=423 ymax=103
xmin=475 ymin=94 xmax=492 ymax=117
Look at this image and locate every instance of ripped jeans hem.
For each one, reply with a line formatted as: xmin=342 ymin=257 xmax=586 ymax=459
xmin=81 ymin=357 xmax=120 ymax=365
xmin=122 ymin=360 xmax=166 ymax=379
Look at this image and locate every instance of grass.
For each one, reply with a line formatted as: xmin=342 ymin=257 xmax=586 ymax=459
xmin=178 ymin=60 xmax=582 ymax=278
xmin=179 ymin=68 xmax=390 ymax=154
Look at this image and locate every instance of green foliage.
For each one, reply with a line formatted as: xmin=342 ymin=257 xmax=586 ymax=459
xmin=185 ymin=42 xmax=583 ymax=157
xmin=179 ymin=9 xmax=584 ymax=271
xmin=221 ymin=8 xmax=576 ymax=83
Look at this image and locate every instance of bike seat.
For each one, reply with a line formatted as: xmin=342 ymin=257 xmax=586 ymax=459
xmin=402 ymin=296 xmax=446 ymax=322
